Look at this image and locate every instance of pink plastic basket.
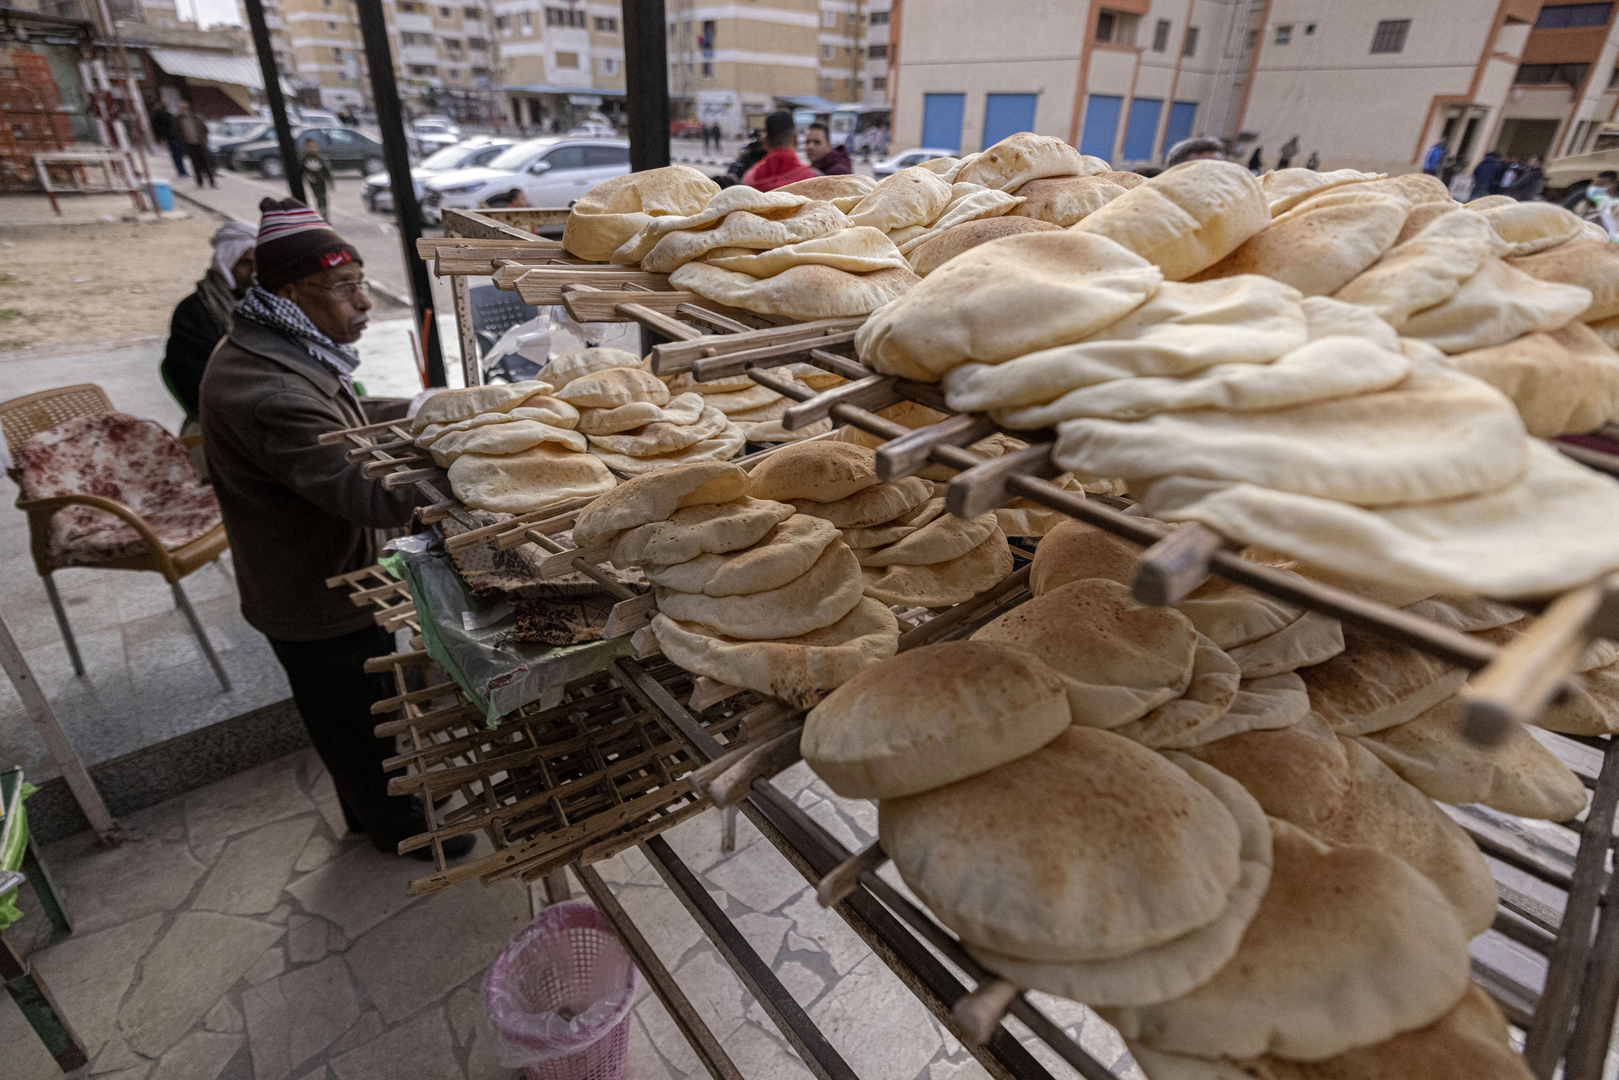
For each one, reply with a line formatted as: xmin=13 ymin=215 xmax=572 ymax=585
xmin=484 ymin=902 xmax=641 ymax=1080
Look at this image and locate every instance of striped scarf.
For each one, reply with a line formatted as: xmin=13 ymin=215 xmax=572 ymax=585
xmin=234 ymin=285 xmax=361 ymax=389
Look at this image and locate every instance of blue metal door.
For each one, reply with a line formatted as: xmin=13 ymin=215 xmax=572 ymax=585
xmin=1080 ymin=94 xmax=1123 ymax=160
xmin=921 ymin=93 xmax=965 ymax=152
xmin=1122 ymin=97 xmax=1163 ymax=161
xmin=983 ymin=93 xmax=1039 ymax=148
xmin=1164 ymin=101 xmax=1199 ymax=153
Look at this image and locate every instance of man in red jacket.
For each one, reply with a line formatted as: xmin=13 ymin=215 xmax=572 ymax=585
xmin=741 ymin=110 xmax=817 ymax=191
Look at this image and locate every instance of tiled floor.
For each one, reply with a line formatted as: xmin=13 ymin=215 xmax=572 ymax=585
xmin=4 ymin=750 xmax=1142 ymax=1080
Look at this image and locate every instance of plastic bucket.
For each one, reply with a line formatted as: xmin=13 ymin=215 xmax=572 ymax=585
xmin=148 ymin=179 xmax=174 ymax=211
xmin=484 ymin=902 xmax=640 ymax=1080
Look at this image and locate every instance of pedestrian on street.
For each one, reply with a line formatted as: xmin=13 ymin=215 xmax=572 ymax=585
xmin=702 ymin=123 xmax=712 ymax=154
xmin=200 ymin=198 xmax=474 ymax=863
xmin=803 ymin=121 xmax=852 ymax=175
xmin=301 ymin=137 xmax=335 ymax=218
xmin=1277 ymin=136 xmax=1299 ymax=169
xmin=709 ymin=123 xmax=722 ymax=154
xmin=739 ymin=110 xmax=818 ymax=191
xmin=1509 ymin=155 xmax=1547 ymax=202
xmin=1247 ymin=146 xmax=1263 ymax=173
xmin=149 ymin=100 xmax=188 ymax=178
xmin=1304 ymin=151 xmax=1320 ymax=170
xmin=1423 ymin=139 xmax=1446 ymax=176
xmin=177 ymin=102 xmax=216 ymax=188
xmin=1470 ymin=151 xmax=1505 ymax=201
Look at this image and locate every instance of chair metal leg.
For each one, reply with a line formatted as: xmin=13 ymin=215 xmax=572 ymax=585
xmin=171 ymin=581 xmax=231 ymax=692
xmin=40 ymin=575 xmax=83 ymax=677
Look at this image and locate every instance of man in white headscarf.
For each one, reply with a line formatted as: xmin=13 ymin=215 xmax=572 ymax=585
xmin=161 ymin=219 xmax=257 ymax=439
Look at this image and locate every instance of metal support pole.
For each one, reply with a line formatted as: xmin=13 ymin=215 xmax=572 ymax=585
xmin=621 ymin=0 xmax=671 ymax=173
xmin=355 ymin=0 xmax=448 ymax=388
xmin=240 ymin=0 xmax=307 ymax=204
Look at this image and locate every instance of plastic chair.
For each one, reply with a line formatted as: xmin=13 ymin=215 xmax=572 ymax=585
xmin=1 ymin=384 xmax=232 ymax=692
xmin=469 ymin=284 xmax=544 ymax=383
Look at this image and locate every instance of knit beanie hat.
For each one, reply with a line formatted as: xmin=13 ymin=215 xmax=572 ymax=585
xmin=253 ymin=197 xmax=362 ymax=293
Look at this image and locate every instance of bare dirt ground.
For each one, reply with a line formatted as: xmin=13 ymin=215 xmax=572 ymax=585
xmin=0 ymin=212 xmax=219 ymax=352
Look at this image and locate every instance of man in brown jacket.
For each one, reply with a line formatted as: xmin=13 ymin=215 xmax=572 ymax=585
xmin=201 ymin=198 xmax=473 ymax=860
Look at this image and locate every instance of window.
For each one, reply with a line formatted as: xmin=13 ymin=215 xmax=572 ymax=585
xmin=546 ymin=6 xmax=585 ymax=26
xmin=397 ymin=2 xmax=419 ymax=11
xmin=1244 ymin=29 xmax=1257 ymax=49
xmin=820 ymin=76 xmax=834 ymax=92
xmin=494 ymin=14 xmax=508 ymax=29
xmin=1152 ymin=19 xmax=1170 ymax=51
xmin=554 ymin=50 xmax=579 ymax=67
xmin=1370 ymin=18 xmax=1409 ymax=53
xmin=594 ymin=15 xmax=617 ymax=32
xmin=332 ymin=46 xmax=343 ymax=59
xmin=447 ymin=68 xmax=459 ymax=78
xmin=408 ymin=63 xmax=437 ymax=75
xmin=584 ymin=145 xmax=629 ymax=166
xmin=701 ymin=61 xmax=713 ymax=76
xmin=1515 ymin=61 xmax=1590 ymax=85
xmin=822 ymin=43 xmax=834 ymax=58
xmin=1095 ymin=10 xmax=1114 ymax=41
xmin=822 ymin=10 xmax=836 ymax=27
xmin=872 ymin=76 xmax=886 ymax=90
xmin=467 ymin=36 xmax=486 ymax=48
xmin=443 ymin=36 xmax=461 ymax=49
xmin=870 ymin=10 xmax=887 ymax=24
xmin=521 ymin=11 xmax=532 ymax=27
xmin=1275 ymin=24 xmax=1291 ymax=44
xmin=1183 ymin=26 xmax=1198 ymax=55
xmin=700 ymin=18 xmax=715 ymax=47
xmin=542 ymin=145 xmax=587 ymax=170
xmin=400 ymin=31 xmax=433 ymax=44
xmin=438 ymin=5 xmax=450 ymax=16
xmin=867 ymin=43 xmax=887 ymax=58
xmin=472 ymin=66 xmax=489 ymax=78
xmin=599 ymin=56 xmax=618 ymax=74
xmin=326 ymin=20 xmax=335 ymax=29
xmin=1536 ymin=3 xmax=1613 ymax=27
xmin=463 ymin=5 xmax=477 ymax=17
xmin=1611 ymin=65 xmax=1619 ymax=87
xmin=1095 ymin=9 xmax=1138 ymax=45
xmin=1305 ymin=23 xmax=1316 ymax=34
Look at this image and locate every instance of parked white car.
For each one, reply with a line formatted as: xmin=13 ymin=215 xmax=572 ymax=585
xmin=362 ymin=136 xmax=514 ymax=213
xmin=566 ymin=120 xmax=617 ymax=138
xmin=420 ymin=137 xmax=630 ymax=223
xmin=872 ymin=147 xmax=958 ymax=178
xmin=411 ymin=116 xmax=462 ymax=155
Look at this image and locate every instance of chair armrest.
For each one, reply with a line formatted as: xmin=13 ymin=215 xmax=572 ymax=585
xmin=15 ymin=493 xmax=175 ymax=567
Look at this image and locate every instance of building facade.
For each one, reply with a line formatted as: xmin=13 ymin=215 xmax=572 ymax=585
xmin=1496 ymin=0 xmax=1619 ymax=160
xmin=890 ymin=0 xmax=1552 ymax=174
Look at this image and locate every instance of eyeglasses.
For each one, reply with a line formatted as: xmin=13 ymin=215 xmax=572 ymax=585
xmin=303 ymin=279 xmax=373 ymax=301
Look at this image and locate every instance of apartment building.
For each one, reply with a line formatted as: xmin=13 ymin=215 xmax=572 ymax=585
xmin=497 ymin=0 xmax=627 ymax=129
xmin=891 ymin=0 xmax=1543 ymax=174
xmin=1496 ymin=0 xmax=1619 ymax=159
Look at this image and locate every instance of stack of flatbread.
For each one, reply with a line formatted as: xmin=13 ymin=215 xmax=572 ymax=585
xmin=798 ymin=636 xmax=1503 ymax=1075
xmin=664 ymin=363 xmax=844 ymax=443
xmin=411 ymin=379 xmax=616 ymax=513
xmin=748 ymin=440 xmax=1014 ymax=608
xmin=553 ymin=364 xmax=745 ymax=476
xmin=570 ymin=459 xmax=899 ymax=705
xmin=562 ymin=165 xmax=721 ymax=262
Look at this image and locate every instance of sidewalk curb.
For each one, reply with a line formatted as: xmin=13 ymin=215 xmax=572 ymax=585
xmin=169 ymin=186 xmax=416 ymax=310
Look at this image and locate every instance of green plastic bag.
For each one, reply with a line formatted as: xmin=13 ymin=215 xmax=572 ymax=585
xmin=0 ymin=779 xmax=39 ymax=931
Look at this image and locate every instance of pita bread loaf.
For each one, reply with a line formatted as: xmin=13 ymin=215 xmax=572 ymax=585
xmin=1058 ymin=361 xmax=1529 ymax=507
xmin=1071 ymin=160 xmax=1271 ymax=280
xmin=1333 ymin=210 xmax=1497 ymax=326
xmin=1111 ymin=634 xmax=1244 ymax=749
xmin=642 ymin=202 xmax=851 ymax=273
xmin=893 ymin=187 xmax=1026 ymax=256
xmin=1145 ymin=440 xmax=1619 ymax=599
xmin=1539 ymin=658 xmax=1619 ymax=736
xmin=1508 ymin=238 xmax=1619 ymax=322
xmin=954 ymin=132 xmax=1091 ymax=191
xmin=908 ymin=216 xmax=1061 ymax=277
xmin=585 ymin=403 xmax=729 ymax=458
xmin=861 ymin=526 xmax=1013 ymax=606
xmin=1126 ymin=984 xmax=1532 ymax=1080
xmin=649 ymin=595 xmax=899 ymax=707
xmin=1028 ymin=518 xmax=1142 ymax=595
xmin=411 ymin=380 xmax=553 ymax=434
xmin=1477 ymin=199 xmax=1585 ymax=257
xmin=542 ymin=348 xmax=644 ymax=390
xmin=748 ymin=440 xmax=878 ymax=502
xmin=571 ymin=460 xmax=747 ymax=548
xmin=1260 ymin=167 xmax=1384 ymax=216
xmin=802 ymin=640 xmax=1072 ymax=799
xmin=856 ymin=231 xmax=1164 ymax=380
xmin=610 ymin=185 xmax=809 ymax=264
xmin=1225 ymin=611 xmax=1347 ymax=679
xmin=589 ymin=420 xmax=744 ymax=475
xmin=428 ymin=419 xmax=587 ymax=465
xmin=576 ymin=393 xmax=703 ymax=436
xmin=791 ymin=475 xmax=933 ymax=529
xmin=555 ymin=366 xmax=671 ymax=409
xmin=608 ymin=496 xmax=795 ymax=567
xmin=1103 ymin=818 xmax=1470 ymax=1061
xmin=1404 ymin=595 xmax=1523 ymax=633
xmin=973 ymin=578 xmax=1198 ymax=726
xmin=1011 ymin=175 xmax=1129 ymax=227
xmin=969 ymin=754 xmax=1272 ymax=1007
xmin=562 ymin=165 xmax=720 ymax=261
xmin=642 ymin=514 xmax=838 ymax=596
xmin=776 ymin=173 xmax=877 ymax=202
xmin=669 ymin=261 xmax=919 ymax=321
xmin=654 ymin=541 xmax=863 ymax=640
xmin=1171 ymin=573 xmax=1306 ymax=651
xmin=1190 ymin=196 xmax=1408 ymax=296
xmin=1392 ymin=200 xmax=1462 ymax=246
xmin=856 ymin=510 xmax=996 ymax=566
xmin=447 ymin=446 xmax=616 ymax=514
xmin=1445 ymin=319 xmax=1619 ymax=436
xmin=846 ymin=165 xmax=955 ymax=232
xmin=702 ymin=227 xmax=909 ymax=277
xmin=1358 ymin=697 xmax=1588 ymax=819
xmin=1397 ymin=257 xmax=1593 ymax=354
xmin=1308 ymin=171 xmax=1454 ymax=210
xmin=942 ymin=275 xmax=1309 ymax=417
xmin=1302 ymin=624 xmax=1469 ymax=737
xmin=735 ymin=417 xmax=835 ymax=443
xmin=1300 ymin=295 xmax=1402 ymax=350
xmin=1169 ymin=672 xmax=1312 ymax=747
xmin=416 ymin=401 xmax=581 ymax=447
xmin=1186 ymin=712 xmax=1351 ymax=827
xmin=881 ymin=725 xmax=1246 ymax=962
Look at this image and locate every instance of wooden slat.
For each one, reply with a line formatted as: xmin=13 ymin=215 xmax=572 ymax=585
xmin=561 ymin=286 xmax=775 ymax=325
xmin=512 ymin=268 xmax=673 ymax=304
xmin=651 ymin=317 xmax=868 ymax=373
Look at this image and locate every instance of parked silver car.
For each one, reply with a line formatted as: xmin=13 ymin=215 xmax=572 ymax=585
xmin=362 ymin=137 xmax=514 ymax=213
xmin=420 ymin=137 xmax=630 ymax=223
